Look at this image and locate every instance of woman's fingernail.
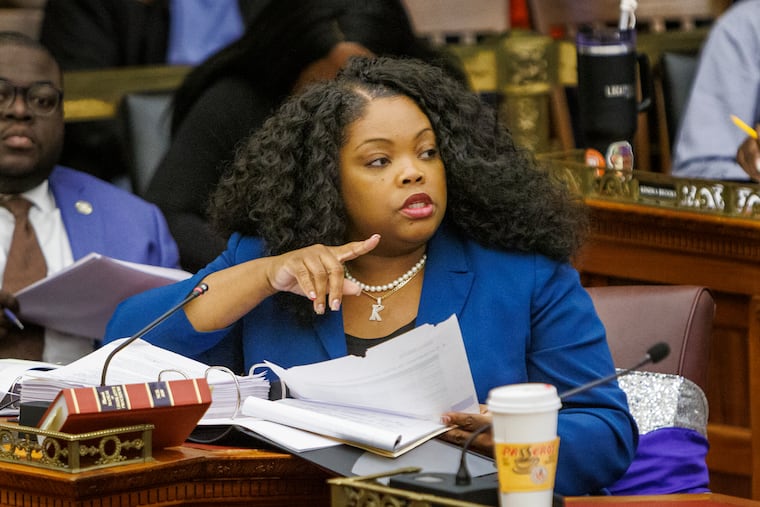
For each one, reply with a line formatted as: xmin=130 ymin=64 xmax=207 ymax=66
xmin=441 ymin=415 xmax=451 ymax=424
xmin=315 ymin=303 xmax=325 ymax=315
xmin=331 ymin=299 xmax=340 ymax=311
xmin=308 ymin=291 xmax=317 ymax=300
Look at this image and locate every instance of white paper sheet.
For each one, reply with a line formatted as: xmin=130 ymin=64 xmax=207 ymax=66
xmin=264 ymin=314 xmax=479 ymax=419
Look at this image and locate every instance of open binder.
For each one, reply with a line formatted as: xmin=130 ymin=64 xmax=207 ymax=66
xmin=18 ymin=338 xmax=270 ymax=421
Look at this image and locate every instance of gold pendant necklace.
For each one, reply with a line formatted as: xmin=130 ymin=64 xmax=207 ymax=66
xmin=345 ymin=254 xmax=426 ymax=321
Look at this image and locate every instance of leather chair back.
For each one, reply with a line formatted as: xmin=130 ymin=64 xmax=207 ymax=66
xmin=660 ymin=52 xmax=699 ymax=148
xmin=118 ymin=91 xmax=173 ymax=196
xmin=586 ymin=285 xmax=714 ymax=392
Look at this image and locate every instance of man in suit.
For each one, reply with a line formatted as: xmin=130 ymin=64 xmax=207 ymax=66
xmin=0 ymin=31 xmax=180 ymax=364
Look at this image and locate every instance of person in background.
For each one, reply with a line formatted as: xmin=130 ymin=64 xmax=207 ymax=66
xmin=145 ymin=0 xmax=465 ymax=272
xmin=37 ymin=0 xmax=266 ymax=183
xmin=105 ymin=56 xmax=637 ymax=495
xmin=671 ymin=0 xmax=760 ymax=181
xmin=0 ymin=32 xmax=179 ymax=364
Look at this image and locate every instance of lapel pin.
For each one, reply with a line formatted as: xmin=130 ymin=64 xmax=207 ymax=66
xmin=75 ymin=200 xmax=93 ymax=215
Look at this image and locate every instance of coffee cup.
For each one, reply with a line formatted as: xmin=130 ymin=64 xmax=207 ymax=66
xmin=576 ymin=27 xmax=651 ymax=157
xmin=487 ymin=383 xmax=561 ymax=507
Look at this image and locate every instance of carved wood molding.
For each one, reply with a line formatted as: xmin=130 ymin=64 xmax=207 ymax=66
xmin=586 ymin=201 xmax=760 ymax=263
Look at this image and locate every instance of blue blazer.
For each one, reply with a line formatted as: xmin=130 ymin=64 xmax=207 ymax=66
xmin=49 ymin=166 xmax=179 ymax=268
xmin=105 ymin=225 xmax=636 ymax=495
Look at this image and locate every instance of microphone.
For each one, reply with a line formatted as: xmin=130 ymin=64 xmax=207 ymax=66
xmin=99 ymin=283 xmax=209 ymax=386
xmin=389 ymin=341 xmax=671 ymax=505
xmin=559 ymin=341 xmax=670 ymax=400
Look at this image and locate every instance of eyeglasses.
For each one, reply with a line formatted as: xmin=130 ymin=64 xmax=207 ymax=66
xmin=0 ymin=78 xmax=63 ymax=116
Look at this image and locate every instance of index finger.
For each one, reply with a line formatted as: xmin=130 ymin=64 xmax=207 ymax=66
xmin=333 ymin=234 xmax=381 ymax=263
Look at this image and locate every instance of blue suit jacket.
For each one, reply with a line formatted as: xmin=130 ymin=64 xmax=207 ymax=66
xmin=49 ymin=166 xmax=179 ymax=267
xmin=105 ymin=225 xmax=636 ymax=495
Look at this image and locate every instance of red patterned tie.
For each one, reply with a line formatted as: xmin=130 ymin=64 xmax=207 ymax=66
xmin=1 ymin=197 xmax=46 ymax=359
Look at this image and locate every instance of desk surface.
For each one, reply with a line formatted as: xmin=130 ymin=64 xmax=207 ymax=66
xmin=0 ymin=443 xmax=332 ymax=507
xmin=1 ymin=438 xmax=758 ymax=507
xmin=568 ymin=494 xmax=760 ymax=506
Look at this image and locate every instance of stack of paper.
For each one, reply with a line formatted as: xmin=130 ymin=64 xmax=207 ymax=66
xmin=19 ymin=338 xmax=269 ymax=420
xmin=0 ymin=358 xmax=58 ymax=416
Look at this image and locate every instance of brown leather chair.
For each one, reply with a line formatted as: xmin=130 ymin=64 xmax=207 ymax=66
xmin=586 ymin=285 xmax=714 ymax=392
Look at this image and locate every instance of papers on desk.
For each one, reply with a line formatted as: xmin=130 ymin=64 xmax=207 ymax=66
xmin=19 ymin=338 xmax=269 ymax=420
xmin=200 ymin=315 xmax=479 ymax=458
xmin=15 ymin=252 xmax=192 ymax=339
xmin=0 ymin=358 xmax=58 ymax=416
xmin=241 ymin=397 xmax=451 ymax=457
xmin=195 ymin=316 xmax=493 ymax=483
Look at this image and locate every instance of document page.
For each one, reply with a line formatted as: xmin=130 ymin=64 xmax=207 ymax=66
xmin=265 ymin=314 xmax=479 ymax=419
xmin=241 ymin=396 xmax=450 ymax=457
xmin=228 ymin=315 xmax=477 ymax=457
xmin=15 ymin=252 xmax=192 ymax=338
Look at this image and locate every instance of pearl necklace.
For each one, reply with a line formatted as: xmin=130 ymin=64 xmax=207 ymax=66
xmin=344 ymin=254 xmax=427 ymax=321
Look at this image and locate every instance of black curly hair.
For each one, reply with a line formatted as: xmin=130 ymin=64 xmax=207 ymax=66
xmin=209 ymin=56 xmax=588 ymax=321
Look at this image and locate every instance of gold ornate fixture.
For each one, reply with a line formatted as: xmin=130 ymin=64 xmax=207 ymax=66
xmin=538 ymin=150 xmax=760 ymax=218
xmin=0 ymin=421 xmax=153 ymax=473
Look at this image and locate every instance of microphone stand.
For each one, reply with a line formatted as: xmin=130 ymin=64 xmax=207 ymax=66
xmin=99 ymin=283 xmax=208 ymax=386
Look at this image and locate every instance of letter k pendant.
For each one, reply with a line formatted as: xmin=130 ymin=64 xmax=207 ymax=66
xmin=369 ymin=298 xmax=384 ymax=321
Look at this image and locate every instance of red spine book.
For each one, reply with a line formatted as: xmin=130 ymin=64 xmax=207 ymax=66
xmin=37 ymin=378 xmax=212 ymax=448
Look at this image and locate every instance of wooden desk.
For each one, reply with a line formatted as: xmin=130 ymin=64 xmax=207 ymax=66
xmin=568 ymin=493 xmax=760 ymax=506
xmin=329 ymin=475 xmax=760 ymax=507
xmin=0 ymin=444 xmax=332 ymax=506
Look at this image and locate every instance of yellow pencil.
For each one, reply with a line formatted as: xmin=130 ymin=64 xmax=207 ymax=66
xmin=731 ymin=114 xmax=759 ymax=139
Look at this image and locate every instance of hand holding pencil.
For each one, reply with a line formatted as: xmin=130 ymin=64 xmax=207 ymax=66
xmin=733 ymin=115 xmax=760 ymax=181
xmin=731 ymin=115 xmax=758 ymax=139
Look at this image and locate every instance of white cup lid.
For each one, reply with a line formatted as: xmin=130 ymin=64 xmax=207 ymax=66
xmin=487 ymin=383 xmax=561 ymax=414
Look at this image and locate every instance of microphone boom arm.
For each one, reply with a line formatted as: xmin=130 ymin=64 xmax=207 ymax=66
xmin=99 ymin=283 xmax=208 ymax=386
xmin=559 ymin=342 xmax=670 ymax=401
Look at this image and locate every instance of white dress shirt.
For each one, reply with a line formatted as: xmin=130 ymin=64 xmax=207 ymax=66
xmin=0 ymin=180 xmax=93 ymax=364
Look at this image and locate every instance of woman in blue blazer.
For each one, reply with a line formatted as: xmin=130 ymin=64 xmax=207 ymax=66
xmin=106 ymin=56 xmax=637 ymax=495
